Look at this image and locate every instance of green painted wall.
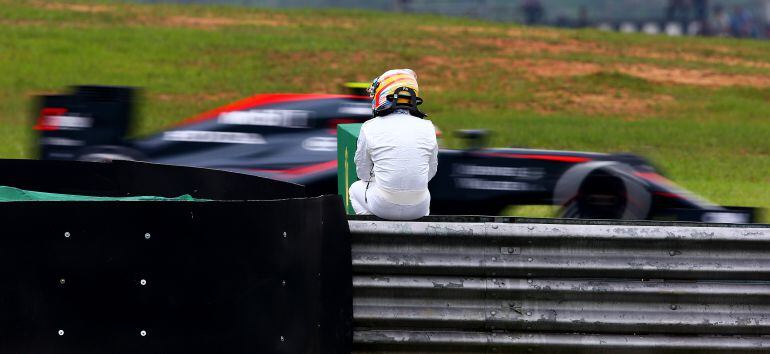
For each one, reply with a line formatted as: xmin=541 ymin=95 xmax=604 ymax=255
xmin=337 ymin=123 xmax=362 ymax=215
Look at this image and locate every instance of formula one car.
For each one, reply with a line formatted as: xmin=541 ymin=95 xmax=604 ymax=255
xmin=32 ymin=85 xmax=760 ymax=223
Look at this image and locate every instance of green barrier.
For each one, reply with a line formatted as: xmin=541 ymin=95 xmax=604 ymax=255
xmin=337 ymin=123 xmax=362 ymax=215
xmin=0 ymin=186 xmax=201 ymax=202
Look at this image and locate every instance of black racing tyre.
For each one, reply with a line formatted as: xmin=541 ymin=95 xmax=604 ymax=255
xmin=555 ymin=162 xmax=652 ymax=220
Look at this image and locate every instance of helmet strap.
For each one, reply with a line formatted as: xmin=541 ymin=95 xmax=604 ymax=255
xmin=373 ymin=87 xmax=427 ymax=118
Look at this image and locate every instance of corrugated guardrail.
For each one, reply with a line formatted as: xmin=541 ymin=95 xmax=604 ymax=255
xmin=349 ymin=217 xmax=770 ymax=353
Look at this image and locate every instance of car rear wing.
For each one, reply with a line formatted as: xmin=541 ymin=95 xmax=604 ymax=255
xmin=33 ymin=85 xmax=135 ymax=160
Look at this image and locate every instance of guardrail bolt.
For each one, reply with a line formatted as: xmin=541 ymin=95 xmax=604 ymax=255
xmin=58 ymin=329 xmax=64 ymax=336
xmin=527 ymin=279 xmax=533 ymax=284
xmin=280 ymin=335 xmax=285 ymax=342
xmin=140 ymin=330 xmax=147 ymax=336
xmin=59 ymin=278 xmax=66 ymax=285
xmin=144 ymin=233 xmax=151 ymax=240
xmin=492 ymin=224 xmax=499 ymax=229
xmin=140 ymin=279 xmax=147 ymax=286
xmin=64 ymin=232 xmax=70 ymax=238
xmin=526 ymin=311 xmax=532 ymax=316
xmin=527 ymin=257 xmax=533 ymax=262
xmin=282 ymin=231 xmax=287 ymax=238
xmin=670 ymin=304 xmax=678 ymax=310
xmin=491 ymin=311 xmax=497 ymax=316
xmin=281 ymin=280 xmax=286 ymax=287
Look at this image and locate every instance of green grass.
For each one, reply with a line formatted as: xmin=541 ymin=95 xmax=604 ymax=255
xmin=0 ymin=0 xmax=768 ymax=220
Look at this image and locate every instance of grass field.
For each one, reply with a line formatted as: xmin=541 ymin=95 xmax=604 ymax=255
xmin=0 ymin=0 xmax=768 ymax=220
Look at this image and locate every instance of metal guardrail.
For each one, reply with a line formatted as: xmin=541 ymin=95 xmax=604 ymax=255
xmin=350 ymin=218 xmax=770 ymax=353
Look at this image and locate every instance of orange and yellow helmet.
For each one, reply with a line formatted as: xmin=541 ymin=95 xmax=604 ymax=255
xmin=367 ymin=69 xmax=426 ymax=118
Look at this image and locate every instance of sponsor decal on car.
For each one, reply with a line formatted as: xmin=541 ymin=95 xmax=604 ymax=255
xmin=163 ymin=131 xmax=266 ymax=144
xmin=302 ymin=137 xmax=338 ymax=151
xmin=40 ymin=137 xmax=85 ymax=146
xmin=217 ymin=109 xmax=310 ymax=128
xmin=454 ymin=177 xmax=544 ymax=191
xmin=337 ymin=104 xmax=372 ymax=115
xmin=35 ymin=109 xmax=93 ymax=131
xmin=452 ymin=163 xmax=546 ymax=191
xmin=453 ymin=164 xmax=545 ymax=180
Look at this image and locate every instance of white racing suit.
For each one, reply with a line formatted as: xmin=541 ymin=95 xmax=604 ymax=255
xmin=349 ymin=110 xmax=438 ymax=220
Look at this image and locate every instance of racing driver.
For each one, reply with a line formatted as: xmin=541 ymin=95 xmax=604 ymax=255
xmin=348 ymin=69 xmax=438 ymax=220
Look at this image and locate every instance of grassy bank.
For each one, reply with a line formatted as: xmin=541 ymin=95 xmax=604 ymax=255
xmin=1 ymin=0 xmax=768 ymax=218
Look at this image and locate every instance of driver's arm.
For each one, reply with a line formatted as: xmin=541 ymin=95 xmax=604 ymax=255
xmin=354 ymin=126 xmax=374 ymax=182
xmin=428 ymin=138 xmax=438 ymax=180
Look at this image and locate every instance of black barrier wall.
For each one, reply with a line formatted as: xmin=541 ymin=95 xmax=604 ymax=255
xmin=0 ymin=197 xmax=352 ymax=353
xmin=0 ymin=159 xmax=304 ymax=200
xmin=0 ymin=159 xmax=350 ymax=353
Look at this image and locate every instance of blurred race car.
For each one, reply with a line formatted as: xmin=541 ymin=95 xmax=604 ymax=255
xmin=31 ymin=85 xmax=760 ymax=223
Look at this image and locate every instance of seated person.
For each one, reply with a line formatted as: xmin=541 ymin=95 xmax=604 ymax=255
xmin=349 ymin=69 xmax=438 ymax=220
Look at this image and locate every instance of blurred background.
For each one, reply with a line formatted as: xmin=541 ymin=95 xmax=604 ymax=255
xmin=1 ymin=0 xmax=768 ymax=218
xmin=135 ymin=0 xmax=770 ymax=39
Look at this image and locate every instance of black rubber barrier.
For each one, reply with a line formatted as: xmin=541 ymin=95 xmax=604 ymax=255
xmin=0 ymin=159 xmax=304 ymax=200
xmin=0 ymin=160 xmax=352 ymax=354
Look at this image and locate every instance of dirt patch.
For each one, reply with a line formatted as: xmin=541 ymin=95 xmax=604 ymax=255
xmin=622 ymin=48 xmax=770 ymax=70
xmin=32 ymin=2 xmax=114 ymax=13
xmin=0 ymin=19 xmax=48 ymax=26
xmin=421 ymin=56 xmax=600 ymax=78
xmin=420 ymin=54 xmax=770 ymax=88
xmin=510 ymin=59 xmax=602 ymax=78
xmin=27 ymin=1 xmax=292 ymax=29
xmin=472 ymin=37 xmax=605 ymax=56
xmin=417 ymin=55 xmax=604 ymax=95
xmin=420 ymin=38 xmax=460 ymax=52
xmin=313 ymin=17 xmax=361 ymax=29
xmin=419 ymin=25 xmax=602 ymax=57
xmin=157 ymin=13 xmax=362 ymax=30
xmin=418 ymin=55 xmax=681 ymax=116
xmin=418 ymin=25 xmax=563 ymax=40
xmin=0 ymin=18 xmax=98 ymax=29
xmin=165 ymin=15 xmax=291 ymax=29
xmin=417 ymin=55 xmax=472 ymax=92
xmin=422 ymin=24 xmax=768 ymax=73
xmin=534 ymin=90 xmax=674 ymax=117
xmin=419 ymin=55 xmax=454 ymax=67
xmin=266 ymin=50 xmax=398 ymax=92
xmin=618 ymin=65 xmax=770 ymax=88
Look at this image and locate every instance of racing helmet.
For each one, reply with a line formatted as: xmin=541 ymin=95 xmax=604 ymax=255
xmin=368 ymin=69 xmax=427 ymax=118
